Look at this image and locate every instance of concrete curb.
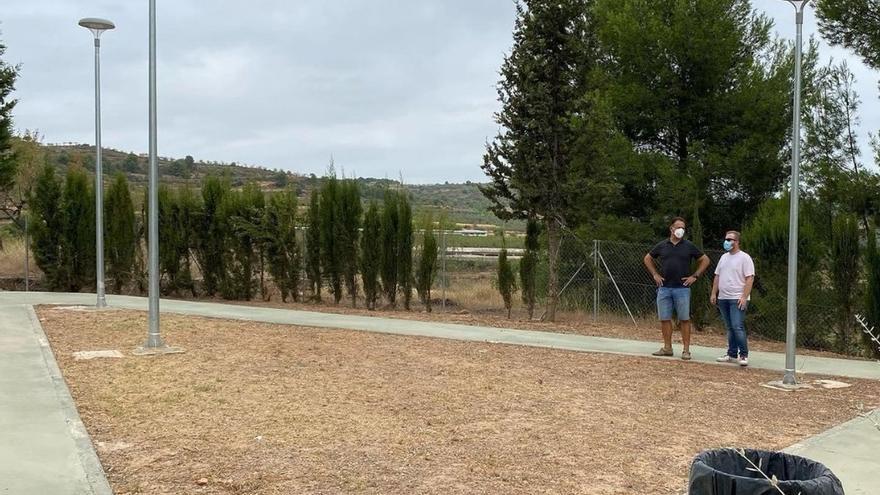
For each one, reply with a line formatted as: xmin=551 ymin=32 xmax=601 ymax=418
xmin=26 ymin=305 xmax=114 ymax=495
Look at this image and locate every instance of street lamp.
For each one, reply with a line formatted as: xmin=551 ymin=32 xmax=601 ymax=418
xmin=79 ymin=17 xmax=115 ymax=309
xmin=135 ymin=0 xmax=181 ymax=356
xmin=783 ymin=0 xmax=809 ymax=386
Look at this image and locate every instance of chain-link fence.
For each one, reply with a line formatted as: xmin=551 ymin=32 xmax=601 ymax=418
xmin=0 ymin=223 xmax=855 ymax=355
xmin=433 ymin=229 xmax=850 ymax=355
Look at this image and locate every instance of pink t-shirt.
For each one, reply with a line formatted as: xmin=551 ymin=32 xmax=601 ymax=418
xmin=714 ymin=251 xmax=755 ymax=300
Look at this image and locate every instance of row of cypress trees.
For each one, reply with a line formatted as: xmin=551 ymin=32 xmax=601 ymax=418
xmin=27 ymin=164 xmax=439 ymax=311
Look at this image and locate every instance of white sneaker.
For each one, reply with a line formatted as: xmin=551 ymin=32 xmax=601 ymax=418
xmin=739 ymin=357 xmax=749 ymax=367
xmin=716 ymin=355 xmax=735 ymax=363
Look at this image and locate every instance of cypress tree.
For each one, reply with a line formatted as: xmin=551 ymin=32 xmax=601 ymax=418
xmin=830 ymin=213 xmax=861 ymax=353
xmin=29 ymin=164 xmax=64 ymax=290
xmin=195 ymin=175 xmax=228 ymax=296
xmin=497 ymin=235 xmax=517 ymax=319
xmin=305 ymin=189 xmax=322 ymax=301
xmin=519 ymin=217 xmax=540 ymax=319
xmin=319 ymin=175 xmax=343 ymax=303
xmin=380 ymin=190 xmax=400 ymax=307
xmin=340 ymin=180 xmax=363 ymax=307
xmin=265 ymin=188 xmax=301 ymax=302
xmin=864 ymin=229 xmax=880 ymax=358
xmin=60 ymin=166 xmax=95 ymax=292
xmin=398 ymin=191 xmax=414 ymax=310
xmin=104 ymin=173 xmax=136 ymax=293
xmin=220 ymin=182 xmax=263 ymax=300
xmin=416 ymin=218 xmax=439 ymax=312
xmin=360 ymin=200 xmax=382 ymax=310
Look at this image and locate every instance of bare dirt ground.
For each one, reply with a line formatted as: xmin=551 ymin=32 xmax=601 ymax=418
xmin=40 ymin=307 xmax=880 ymax=495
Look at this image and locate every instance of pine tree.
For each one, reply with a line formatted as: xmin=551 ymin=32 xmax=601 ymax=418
xmin=340 ymin=180 xmax=363 ymax=307
xmin=398 ymin=191 xmax=414 ymax=310
xmin=519 ymin=217 xmax=540 ymax=319
xmin=0 ymin=36 xmax=20 ymax=231
xmin=380 ymin=190 xmax=400 ymax=307
xmin=416 ymin=218 xmax=439 ymax=312
xmin=29 ymin=164 xmax=64 ymax=290
xmin=305 ymin=189 xmax=322 ymax=301
xmin=497 ymin=237 xmax=517 ymax=319
xmin=360 ymin=200 xmax=382 ymax=310
xmin=104 ymin=173 xmax=136 ymax=293
xmin=60 ymin=166 xmax=95 ymax=291
xmin=817 ymin=0 xmax=880 ymax=73
xmin=481 ymin=0 xmax=596 ymax=322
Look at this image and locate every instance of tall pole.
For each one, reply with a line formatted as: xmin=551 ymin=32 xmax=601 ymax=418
xmin=145 ymin=0 xmax=164 ymax=349
xmin=93 ymin=34 xmax=107 ymax=308
xmin=783 ymin=0 xmax=808 ymax=386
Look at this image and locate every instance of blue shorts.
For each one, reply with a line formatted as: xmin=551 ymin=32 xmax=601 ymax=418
xmin=657 ymin=287 xmax=690 ymax=321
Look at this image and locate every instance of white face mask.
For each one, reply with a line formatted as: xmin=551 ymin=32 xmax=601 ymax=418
xmin=673 ymin=228 xmax=685 ymax=239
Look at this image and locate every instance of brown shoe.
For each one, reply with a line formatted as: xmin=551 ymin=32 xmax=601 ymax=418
xmin=681 ymin=351 xmax=692 ymax=361
xmin=652 ymin=347 xmax=674 ymax=357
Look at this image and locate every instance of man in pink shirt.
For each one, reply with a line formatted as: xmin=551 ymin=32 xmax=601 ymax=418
xmin=710 ymin=230 xmax=755 ymax=366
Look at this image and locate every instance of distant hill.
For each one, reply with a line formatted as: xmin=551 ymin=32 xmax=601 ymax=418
xmin=40 ymin=144 xmax=516 ymax=230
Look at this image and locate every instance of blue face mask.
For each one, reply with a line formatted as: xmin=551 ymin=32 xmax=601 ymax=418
xmin=723 ymin=240 xmax=734 ymax=252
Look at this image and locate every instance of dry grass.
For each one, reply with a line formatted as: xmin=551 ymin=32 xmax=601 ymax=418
xmin=0 ymin=236 xmax=39 ymax=279
xmin=40 ymin=307 xmax=880 ymax=495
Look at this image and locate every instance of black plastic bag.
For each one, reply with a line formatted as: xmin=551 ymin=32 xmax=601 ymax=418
xmin=689 ymin=449 xmax=844 ymax=495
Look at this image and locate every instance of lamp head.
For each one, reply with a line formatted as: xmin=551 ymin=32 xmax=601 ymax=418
xmin=786 ymin=0 xmax=810 ymax=12
xmin=78 ymin=18 xmax=115 ymax=37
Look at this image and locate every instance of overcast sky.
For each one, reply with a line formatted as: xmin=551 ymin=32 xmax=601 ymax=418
xmin=2 ymin=1 xmax=878 ymax=184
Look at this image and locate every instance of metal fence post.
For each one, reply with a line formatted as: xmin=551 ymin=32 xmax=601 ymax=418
xmin=441 ymin=228 xmax=446 ymax=312
xmin=593 ymin=239 xmax=599 ymax=322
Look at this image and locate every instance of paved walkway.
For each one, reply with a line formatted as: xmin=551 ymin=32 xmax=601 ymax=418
xmin=1 ymin=291 xmax=878 ymax=493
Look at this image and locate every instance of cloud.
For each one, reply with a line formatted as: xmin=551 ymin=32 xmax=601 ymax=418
xmin=2 ymin=1 xmax=878 ymax=184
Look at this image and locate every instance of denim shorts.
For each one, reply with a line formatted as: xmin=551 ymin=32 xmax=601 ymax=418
xmin=657 ymin=287 xmax=691 ymax=321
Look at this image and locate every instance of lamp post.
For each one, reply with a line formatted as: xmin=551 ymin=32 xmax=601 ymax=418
xmin=145 ymin=0 xmax=164 ymax=349
xmin=783 ymin=0 xmax=809 ymax=386
xmin=78 ymin=17 xmax=115 ymax=309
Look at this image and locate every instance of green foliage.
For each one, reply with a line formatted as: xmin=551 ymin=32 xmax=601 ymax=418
xmin=220 ymin=183 xmax=263 ymax=300
xmin=480 ymin=0 xmax=597 ymax=321
xmin=380 ymin=190 xmax=401 ymax=307
xmin=0 ymin=36 xmax=20 ymax=214
xmin=360 ymin=201 xmax=382 ymax=310
xmin=157 ymin=186 xmax=198 ymax=295
xmin=339 ymin=180 xmax=363 ymax=307
xmin=305 ymin=189 xmax=322 ymax=300
xmin=416 ymin=218 xmax=439 ymax=313
xmin=743 ymin=196 xmax=828 ymax=347
xmin=194 ymin=175 xmax=228 ymax=296
xmin=105 ymin=174 xmax=136 ymax=293
xmin=29 ymin=164 xmax=64 ymax=289
xmin=497 ymin=236 xmax=518 ymax=319
xmin=398 ymin=192 xmax=414 ymax=310
xmin=829 ymin=213 xmax=861 ymax=353
xmin=264 ymin=188 xmax=301 ymax=302
xmin=60 ymin=166 xmax=95 ymax=291
xmin=816 ymin=0 xmax=880 ymax=74
xmin=519 ymin=218 xmax=540 ymax=318
xmin=863 ymin=230 xmax=880 ymax=358
xmin=319 ymin=175 xmax=343 ymax=303
xmin=593 ymin=0 xmax=792 ymax=244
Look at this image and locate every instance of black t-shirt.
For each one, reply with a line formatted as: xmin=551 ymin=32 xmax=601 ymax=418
xmin=648 ymin=239 xmax=705 ymax=289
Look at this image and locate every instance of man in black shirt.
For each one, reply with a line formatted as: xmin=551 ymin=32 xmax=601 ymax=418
xmin=642 ymin=217 xmax=711 ymax=360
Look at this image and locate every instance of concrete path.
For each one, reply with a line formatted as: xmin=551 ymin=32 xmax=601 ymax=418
xmin=2 ymin=291 xmax=878 ymax=494
xmin=0 ymin=300 xmax=112 ymax=495
xmin=4 ymin=291 xmax=879 ymax=380
xmin=785 ymin=413 xmax=880 ymax=494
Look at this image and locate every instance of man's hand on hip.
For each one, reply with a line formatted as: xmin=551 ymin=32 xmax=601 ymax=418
xmin=681 ymin=276 xmax=697 ymax=287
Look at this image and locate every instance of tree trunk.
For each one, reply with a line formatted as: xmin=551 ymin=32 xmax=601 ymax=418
xmin=546 ymin=219 xmax=560 ymax=322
